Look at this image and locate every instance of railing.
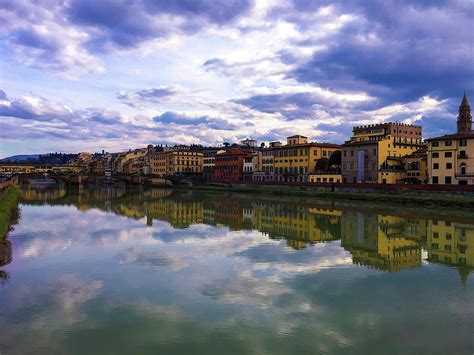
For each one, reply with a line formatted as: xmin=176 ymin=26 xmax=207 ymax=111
xmin=457 ymin=154 xmax=469 ymax=159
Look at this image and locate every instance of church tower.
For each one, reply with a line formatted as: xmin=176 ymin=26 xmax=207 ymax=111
xmin=457 ymin=93 xmax=472 ymax=134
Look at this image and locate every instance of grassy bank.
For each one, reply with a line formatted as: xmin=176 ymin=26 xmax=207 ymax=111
xmin=0 ymin=187 xmax=20 ymax=240
xmin=191 ymin=184 xmax=474 ymax=208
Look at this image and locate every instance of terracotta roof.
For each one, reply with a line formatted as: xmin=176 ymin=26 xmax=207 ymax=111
xmin=287 ymin=135 xmax=308 ymax=138
xmin=272 ymin=142 xmax=341 ymax=149
xmin=342 ymin=140 xmax=378 ymax=147
xmin=425 ymin=132 xmax=474 ymax=141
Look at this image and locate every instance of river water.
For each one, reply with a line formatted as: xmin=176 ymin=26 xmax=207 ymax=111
xmin=1 ymin=185 xmax=473 ymax=354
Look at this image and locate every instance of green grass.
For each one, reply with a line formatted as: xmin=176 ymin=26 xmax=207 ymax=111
xmin=191 ymin=184 xmax=474 ymax=208
xmin=0 ymin=187 xmax=20 ymax=240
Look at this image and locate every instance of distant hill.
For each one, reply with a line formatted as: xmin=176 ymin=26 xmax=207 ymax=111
xmin=0 ymin=153 xmax=78 ymax=165
xmin=0 ymin=154 xmax=41 ymax=162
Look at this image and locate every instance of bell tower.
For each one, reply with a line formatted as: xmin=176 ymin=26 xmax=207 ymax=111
xmin=457 ymin=93 xmax=472 ymax=134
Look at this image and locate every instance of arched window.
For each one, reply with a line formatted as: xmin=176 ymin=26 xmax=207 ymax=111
xmin=460 ymin=163 xmax=467 ymax=175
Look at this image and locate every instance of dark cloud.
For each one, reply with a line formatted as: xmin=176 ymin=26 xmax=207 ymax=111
xmin=234 ymin=92 xmax=337 ymax=121
xmin=282 ymin=0 xmax=474 ymax=104
xmin=66 ymin=0 xmax=253 ymax=50
xmin=153 ymin=111 xmax=238 ymax=130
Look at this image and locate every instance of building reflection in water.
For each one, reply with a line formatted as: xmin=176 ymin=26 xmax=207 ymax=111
xmin=18 ymin=186 xmax=474 ymax=283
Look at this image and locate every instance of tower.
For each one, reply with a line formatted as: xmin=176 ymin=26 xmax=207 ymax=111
xmin=457 ymin=93 xmax=472 ymax=134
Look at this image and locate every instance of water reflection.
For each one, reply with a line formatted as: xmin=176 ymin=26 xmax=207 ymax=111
xmin=18 ymin=185 xmax=474 ymax=279
xmin=0 ymin=185 xmax=472 ymax=354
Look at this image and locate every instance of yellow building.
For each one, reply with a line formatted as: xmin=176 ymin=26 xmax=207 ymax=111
xmin=342 ymin=123 xmax=423 ymax=183
xmin=115 ymin=149 xmax=146 ymax=174
xmin=150 ymin=150 xmax=203 ymax=176
xmin=273 ymin=135 xmax=341 ymax=183
xmin=309 ymin=173 xmax=342 ymax=183
xmin=427 ymin=94 xmax=474 ymax=185
xmin=403 ymin=148 xmax=428 ymax=183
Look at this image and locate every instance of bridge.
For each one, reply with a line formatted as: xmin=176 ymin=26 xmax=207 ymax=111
xmin=16 ymin=173 xmax=190 ymax=186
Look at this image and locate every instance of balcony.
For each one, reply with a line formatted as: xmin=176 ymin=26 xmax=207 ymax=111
xmin=457 ymin=154 xmax=469 ymax=159
xmin=455 ymin=172 xmax=474 ymax=178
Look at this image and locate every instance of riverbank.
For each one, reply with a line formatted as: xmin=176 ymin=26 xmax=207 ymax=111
xmin=0 ymin=187 xmax=20 ymax=240
xmin=191 ymin=184 xmax=474 ymax=208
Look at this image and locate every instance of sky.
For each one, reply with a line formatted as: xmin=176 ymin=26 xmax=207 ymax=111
xmin=0 ymin=0 xmax=473 ymax=158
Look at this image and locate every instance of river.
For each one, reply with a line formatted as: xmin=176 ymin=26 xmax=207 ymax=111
xmin=0 ymin=185 xmax=473 ymax=354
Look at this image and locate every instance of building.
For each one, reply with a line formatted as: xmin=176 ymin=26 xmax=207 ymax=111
xmin=403 ymin=148 xmax=428 ymax=183
xmin=240 ymin=138 xmax=257 ymax=148
xmin=214 ymin=147 xmax=253 ymax=183
xmin=68 ymin=152 xmax=93 ymax=173
xmin=426 ymin=93 xmax=474 ymax=185
xmin=203 ymin=149 xmax=225 ymax=181
xmin=114 ymin=149 xmax=146 ymax=173
xmin=273 ymin=135 xmax=341 ymax=182
xmin=342 ymin=122 xmax=423 ymax=183
xmin=150 ymin=150 xmax=203 ymax=177
xmin=309 ymin=172 xmax=342 ymax=183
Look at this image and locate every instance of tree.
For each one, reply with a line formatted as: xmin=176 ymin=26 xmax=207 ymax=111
xmin=315 ymin=158 xmax=329 ymax=171
xmin=328 ymin=151 xmax=341 ymax=168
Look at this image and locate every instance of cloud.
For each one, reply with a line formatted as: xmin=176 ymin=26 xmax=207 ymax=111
xmin=153 ymin=111 xmax=238 ymax=130
xmin=117 ymin=86 xmax=179 ymax=107
xmin=281 ymin=0 xmax=474 ymax=104
xmin=0 ymin=91 xmax=75 ymax=122
xmin=0 ymin=0 xmax=254 ymax=76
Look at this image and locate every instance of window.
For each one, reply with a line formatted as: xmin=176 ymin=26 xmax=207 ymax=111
xmin=459 ymin=139 xmax=467 ymax=147
xmin=432 ymin=152 xmax=439 ymax=158
xmin=433 ymin=163 xmax=439 ymax=169
xmin=444 ymin=245 xmax=452 ymax=252
xmin=446 ymin=233 xmax=452 ymax=240
xmin=444 ymin=152 xmax=452 ymax=158
xmin=433 ymin=232 xmax=439 ymax=238
xmin=459 ymin=150 xmax=467 ymax=158
xmin=445 ymin=140 xmax=452 ymax=146
xmin=446 ymin=163 xmax=452 ymax=169
xmin=432 ymin=176 xmax=439 ymax=184
xmin=445 ymin=176 xmax=452 ymax=184
xmin=432 ymin=141 xmax=439 ymax=147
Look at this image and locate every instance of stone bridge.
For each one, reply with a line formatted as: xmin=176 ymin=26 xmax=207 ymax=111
xmin=16 ymin=173 xmax=189 ymax=186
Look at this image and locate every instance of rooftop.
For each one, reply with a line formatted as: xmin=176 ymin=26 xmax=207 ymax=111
xmin=425 ymin=132 xmax=474 ymax=141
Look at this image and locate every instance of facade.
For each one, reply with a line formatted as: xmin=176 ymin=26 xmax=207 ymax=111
xmin=114 ymin=149 xmax=146 ymax=173
xmin=309 ymin=173 xmax=342 ymax=183
xmin=342 ymin=122 xmax=423 ymax=183
xmin=68 ymin=152 xmax=93 ymax=173
xmin=243 ymin=156 xmax=254 ymax=181
xmin=240 ymin=138 xmax=257 ymax=147
xmin=214 ymin=147 xmax=253 ymax=183
xmin=273 ymin=135 xmax=341 ymax=182
xmin=403 ymin=148 xmax=428 ymax=183
xmin=426 ymin=94 xmax=474 ymax=185
xmin=203 ymin=149 xmax=225 ymax=181
xmin=150 ymin=150 xmax=203 ymax=176
xmin=255 ymin=147 xmax=275 ymax=182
